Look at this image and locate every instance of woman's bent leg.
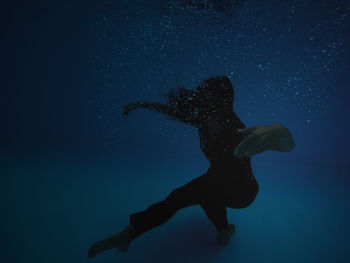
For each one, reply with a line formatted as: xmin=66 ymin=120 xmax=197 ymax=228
xmin=200 ymin=200 xmax=228 ymax=231
xmin=130 ymin=187 xmax=198 ymax=238
xmin=130 ymin=173 xmax=226 ymax=238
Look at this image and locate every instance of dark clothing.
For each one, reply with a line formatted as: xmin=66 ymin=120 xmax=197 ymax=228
xmin=130 ymin=76 xmax=258 ymax=237
xmin=130 ymin=166 xmax=258 ymax=238
xmin=130 ymin=110 xmax=259 ymax=238
xmin=198 ymin=111 xmax=251 ymax=171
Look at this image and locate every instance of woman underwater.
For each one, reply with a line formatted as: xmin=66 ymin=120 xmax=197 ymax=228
xmin=87 ymin=76 xmax=295 ymax=258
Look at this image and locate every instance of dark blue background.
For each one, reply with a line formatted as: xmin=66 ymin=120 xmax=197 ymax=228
xmin=2 ymin=0 xmax=349 ymax=165
xmin=1 ymin=1 xmax=350 ymax=263
xmin=1 ymin=0 xmax=98 ymax=156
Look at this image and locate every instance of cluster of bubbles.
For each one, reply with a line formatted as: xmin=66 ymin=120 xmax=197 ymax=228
xmin=93 ymin=0 xmax=349 ymax=148
xmin=161 ymin=0 xmax=245 ymax=23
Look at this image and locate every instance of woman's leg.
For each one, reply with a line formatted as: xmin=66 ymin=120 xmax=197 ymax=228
xmin=223 ymin=173 xmax=260 ymax=209
xmin=87 ymin=171 xmax=231 ymax=258
xmin=200 ymin=199 xmax=228 ymax=231
xmin=130 ymin=171 xmax=229 ymax=238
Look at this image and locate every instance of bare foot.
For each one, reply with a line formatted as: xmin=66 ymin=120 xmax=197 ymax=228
xmin=216 ymin=224 xmax=235 ymax=246
xmin=87 ymin=225 xmax=136 ymax=258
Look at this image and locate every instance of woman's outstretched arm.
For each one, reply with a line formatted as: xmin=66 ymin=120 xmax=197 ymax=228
xmin=122 ymin=101 xmax=176 ymax=119
xmin=234 ymin=123 xmax=295 ymax=158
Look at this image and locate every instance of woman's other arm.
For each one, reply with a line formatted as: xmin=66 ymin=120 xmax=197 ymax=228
xmin=122 ymin=101 xmax=176 ymax=119
xmin=267 ymin=123 xmax=295 ymax=152
xmin=234 ymin=123 xmax=295 ymax=158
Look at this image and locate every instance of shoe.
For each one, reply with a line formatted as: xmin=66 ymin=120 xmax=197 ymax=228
xmin=216 ymin=224 xmax=235 ymax=246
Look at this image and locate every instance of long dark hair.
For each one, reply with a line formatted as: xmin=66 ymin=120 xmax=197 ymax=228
xmin=165 ymin=76 xmax=243 ymax=128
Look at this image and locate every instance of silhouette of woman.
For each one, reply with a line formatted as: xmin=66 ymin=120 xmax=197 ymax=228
xmin=87 ymin=76 xmax=295 ymax=258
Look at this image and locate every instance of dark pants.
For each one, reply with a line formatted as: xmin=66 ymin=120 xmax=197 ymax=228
xmin=130 ymin=166 xmax=259 ymax=238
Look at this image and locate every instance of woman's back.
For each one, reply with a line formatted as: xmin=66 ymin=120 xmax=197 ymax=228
xmin=197 ymin=111 xmax=253 ymax=175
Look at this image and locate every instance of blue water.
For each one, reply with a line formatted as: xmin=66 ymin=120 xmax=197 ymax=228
xmin=1 ymin=0 xmax=350 ymax=262
xmin=1 ymin=157 xmax=349 ymax=262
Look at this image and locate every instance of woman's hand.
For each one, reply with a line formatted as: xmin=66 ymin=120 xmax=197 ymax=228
xmin=234 ymin=123 xmax=295 ymax=158
xmin=121 ymin=102 xmax=141 ymax=119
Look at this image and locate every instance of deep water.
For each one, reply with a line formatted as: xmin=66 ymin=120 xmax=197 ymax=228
xmin=1 ymin=157 xmax=349 ymax=263
xmin=1 ymin=0 xmax=350 ymax=262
